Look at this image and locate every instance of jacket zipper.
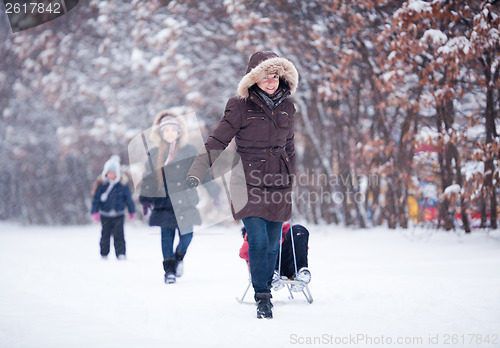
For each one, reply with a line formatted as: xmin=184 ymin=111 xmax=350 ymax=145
xmin=246 ymin=116 xmax=265 ymax=120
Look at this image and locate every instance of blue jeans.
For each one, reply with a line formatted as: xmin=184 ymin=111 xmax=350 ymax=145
xmin=161 ymin=227 xmax=193 ymax=259
xmin=242 ymin=217 xmax=283 ymax=294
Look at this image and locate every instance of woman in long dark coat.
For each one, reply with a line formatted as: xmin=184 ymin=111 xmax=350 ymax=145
xmin=187 ymin=51 xmax=299 ymax=319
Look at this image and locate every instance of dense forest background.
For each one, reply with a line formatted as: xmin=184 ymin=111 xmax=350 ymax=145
xmin=0 ymin=0 xmax=498 ymax=230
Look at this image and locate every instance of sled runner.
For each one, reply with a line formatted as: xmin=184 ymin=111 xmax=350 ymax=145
xmin=236 ymin=267 xmax=313 ymax=304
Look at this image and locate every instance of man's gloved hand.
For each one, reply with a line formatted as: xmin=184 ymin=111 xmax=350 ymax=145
xmin=92 ymin=213 xmax=100 ymax=222
xmin=186 ymin=176 xmax=200 ymax=189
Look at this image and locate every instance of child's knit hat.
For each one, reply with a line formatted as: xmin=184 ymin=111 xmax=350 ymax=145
xmin=101 ymin=155 xmax=121 ymax=183
xmin=159 ymin=115 xmax=181 ymax=136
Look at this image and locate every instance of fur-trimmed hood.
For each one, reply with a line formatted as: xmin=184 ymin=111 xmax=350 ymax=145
xmin=237 ymin=51 xmax=299 ymax=99
xmin=150 ymin=109 xmax=189 ymax=148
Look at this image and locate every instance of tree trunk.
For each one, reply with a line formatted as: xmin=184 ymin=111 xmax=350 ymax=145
xmin=449 ymin=141 xmax=471 ymax=233
xmin=396 ymin=106 xmax=417 ymax=229
xmin=484 ymin=65 xmax=498 ymax=229
xmin=480 ymin=188 xmax=488 ymax=228
xmin=436 ymin=100 xmax=457 ymax=231
xmin=336 ymin=137 xmax=354 ymax=226
xmin=386 ymin=175 xmax=397 ymax=229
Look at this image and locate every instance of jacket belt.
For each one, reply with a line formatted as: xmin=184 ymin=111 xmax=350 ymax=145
xmin=237 ymin=145 xmax=285 ymax=156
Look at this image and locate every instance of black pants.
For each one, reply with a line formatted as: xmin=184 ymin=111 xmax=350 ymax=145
xmin=275 ymin=224 xmax=309 ymax=279
xmin=100 ymin=215 xmax=126 ymax=257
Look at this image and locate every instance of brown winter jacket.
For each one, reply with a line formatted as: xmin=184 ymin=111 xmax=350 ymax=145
xmin=188 ymin=51 xmax=299 ymax=222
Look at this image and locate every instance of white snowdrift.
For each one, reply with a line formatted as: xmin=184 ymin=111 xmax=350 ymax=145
xmin=0 ymin=222 xmax=499 ymax=348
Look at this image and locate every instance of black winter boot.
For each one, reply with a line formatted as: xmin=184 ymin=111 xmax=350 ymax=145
xmin=163 ymin=258 xmax=176 ymax=284
xmin=174 ymin=251 xmax=185 ymax=277
xmin=255 ymin=292 xmax=273 ymax=319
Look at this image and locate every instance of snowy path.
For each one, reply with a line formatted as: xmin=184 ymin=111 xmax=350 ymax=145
xmin=0 ymin=222 xmax=499 ymax=348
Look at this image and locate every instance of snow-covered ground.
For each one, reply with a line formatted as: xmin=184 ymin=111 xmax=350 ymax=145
xmin=0 ymin=221 xmax=499 ymax=348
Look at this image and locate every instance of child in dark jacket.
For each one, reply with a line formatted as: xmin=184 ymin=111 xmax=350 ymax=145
xmin=138 ymin=110 xmax=220 ymax=284
xmin=91 ymin=155 xmax=136 ymax=259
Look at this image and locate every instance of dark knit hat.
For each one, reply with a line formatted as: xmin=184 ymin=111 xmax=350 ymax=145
xmin=245 ymin=51 xmax=279 ymax=74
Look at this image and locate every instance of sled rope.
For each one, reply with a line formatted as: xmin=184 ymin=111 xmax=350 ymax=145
xmin=289 ymin=218 xmax=299 ymax=278
xmin=277 ymin=218 xmax=299 ymax=279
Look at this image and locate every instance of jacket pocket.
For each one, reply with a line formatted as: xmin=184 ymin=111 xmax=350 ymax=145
xmin=277 ymin=112 xmax=291 ymax=129
xmin=243 ymin=116 xmax=269 ymax=143
xmin=242 ymin=159 xmax=266 ymax=187
xmin=242 ymin=157 xmax=292 ymax=188
xmin=263 ymin=156 xmax=292 ymax=188
xmin=275 ymin=113 xmax=291 ymax=143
